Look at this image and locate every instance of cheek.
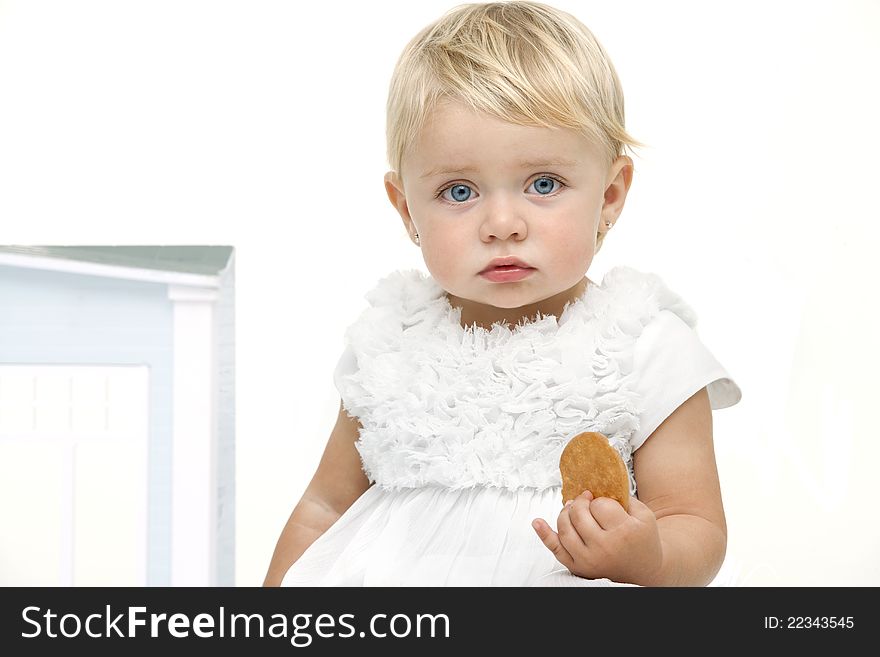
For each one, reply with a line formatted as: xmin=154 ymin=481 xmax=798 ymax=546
xmin=420 ymin=231 xmax=468 ymax=280
xmin=548 ymin=219 xmax=597 ymax=267
xmin=423 ymin=244 xmax=462 ymax=281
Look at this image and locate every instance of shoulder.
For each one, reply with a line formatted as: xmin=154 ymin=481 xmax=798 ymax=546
xmin=635 ymin=309 xmax=699 ymax=360
xmin=346 ymin=269 xmax=447 ymax=333
xmin=600 ymin=265 xmax=699 ymax=329
xmin=339 ymin=269 xmax=439 ymax=349
xmin=363 ymin=269 xmax=443 ymax=311
xmin=334 ymin=269 xmax=449 ymax=393
xmin=632 ymin=307 xmax=740 ymax=409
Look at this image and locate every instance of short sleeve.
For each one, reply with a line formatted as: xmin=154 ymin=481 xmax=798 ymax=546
xmin=333 ymin=343 xmax=362 ymax=417
xmin=333 ymin=343 xmax=356 ymax=393
xmin=629 ymin=310 xmax=742 ymax=452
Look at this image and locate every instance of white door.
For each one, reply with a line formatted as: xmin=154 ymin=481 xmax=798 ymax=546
xmin=0 ymin=364 xmax=149 ymax=586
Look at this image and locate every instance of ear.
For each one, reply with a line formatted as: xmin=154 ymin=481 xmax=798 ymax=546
xmin=600 ymin=155 xmax=634 ymax=231
xmin=384 ymin=171 xmax=417 ymax=238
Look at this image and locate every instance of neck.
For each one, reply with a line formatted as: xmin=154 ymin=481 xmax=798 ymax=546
xmin=447 ymin=277 xmax=590 ymax=331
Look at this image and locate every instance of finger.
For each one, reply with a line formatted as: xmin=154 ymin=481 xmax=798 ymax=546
xmin=589 ymin=496 xmax=629 ymax=530
xmin=532 ymin=518 xmax=575 ymax=570
xmin=556 ymin=503 xmax=588 ymax=551
xmin=567 ymin=495 xmax=603 ymax=540
xmin=563 ymin=490 xmax=593 ymax=506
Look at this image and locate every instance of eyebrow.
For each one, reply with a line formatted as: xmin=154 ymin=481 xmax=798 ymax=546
xmin=419 ymin=158 xmax=579 ymax=179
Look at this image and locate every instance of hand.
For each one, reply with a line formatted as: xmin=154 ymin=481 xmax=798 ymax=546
xmin=532 ymin=490 xmax=664 ymax=586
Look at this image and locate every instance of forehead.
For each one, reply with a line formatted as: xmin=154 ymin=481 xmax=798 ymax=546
xmin=409 ymin=101 xmax=602 ymax=178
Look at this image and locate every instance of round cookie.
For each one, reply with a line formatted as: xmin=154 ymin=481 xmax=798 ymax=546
xmin=559 ymin=431 xmax=630 ymax=512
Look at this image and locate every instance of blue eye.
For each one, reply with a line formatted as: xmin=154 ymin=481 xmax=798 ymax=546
xmin=440 ymin=184 xmax=473 ymax=203
xmin=530 ymin=176 xmax=561 ymax=195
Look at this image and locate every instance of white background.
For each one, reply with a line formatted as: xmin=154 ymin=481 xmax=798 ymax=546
xmin=1 ymin=0 xmax=878 ymax=586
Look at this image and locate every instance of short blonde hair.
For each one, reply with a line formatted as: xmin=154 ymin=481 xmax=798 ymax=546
xmin=386 ymin=0 xmax=646 ymax=178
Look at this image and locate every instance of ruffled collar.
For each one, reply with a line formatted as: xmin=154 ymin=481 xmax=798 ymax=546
xmin=362 ymin=267 xmax=649 ymax=344
xmin=435 ymin=278 xmax=594 ymax=336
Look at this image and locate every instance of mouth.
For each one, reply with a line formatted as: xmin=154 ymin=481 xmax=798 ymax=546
xmin=479 ymin=256 xmax=534 ymax=274
xmin=479 ymin=259 xmax=536 ymax=283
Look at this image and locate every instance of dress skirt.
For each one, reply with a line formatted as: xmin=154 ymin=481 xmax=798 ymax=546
xmin=281 ymin=484 xmax=637 ymax=587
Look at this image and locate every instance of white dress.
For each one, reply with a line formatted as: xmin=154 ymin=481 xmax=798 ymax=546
xmin=282 ymin=266 xmax=742 ymax=587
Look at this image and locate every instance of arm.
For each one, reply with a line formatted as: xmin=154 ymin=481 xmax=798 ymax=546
xmin=631 ymin=386 xmax=726 ymax=586
xmin=533 ymin=386 xmax=726 ymax=586
xmin=262 ymin=400 xmax=371 ymax=586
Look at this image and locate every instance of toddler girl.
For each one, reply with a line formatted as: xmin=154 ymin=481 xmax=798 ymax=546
xmin=264 ymin=0 xmax=741 ymax=587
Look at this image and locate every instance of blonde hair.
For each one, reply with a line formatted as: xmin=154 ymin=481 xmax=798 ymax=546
xmin=385 ymin=1 xmax=647 ymax=252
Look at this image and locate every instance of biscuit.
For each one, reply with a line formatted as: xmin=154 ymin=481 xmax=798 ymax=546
xmin=559 ymin=431 xmax=629 ymax=512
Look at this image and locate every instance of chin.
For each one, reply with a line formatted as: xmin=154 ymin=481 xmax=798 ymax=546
xmin=478 ymin=288 xmax=542 ymax=309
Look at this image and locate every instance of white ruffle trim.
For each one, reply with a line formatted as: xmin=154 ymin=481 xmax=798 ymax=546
xmin=337 ymin=266 xmax=698 ymax=493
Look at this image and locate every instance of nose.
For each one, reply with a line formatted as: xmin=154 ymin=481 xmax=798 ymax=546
xmin=479 ymin=194 xmax=528 ymax=242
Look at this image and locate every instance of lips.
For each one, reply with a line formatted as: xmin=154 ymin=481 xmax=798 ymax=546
xmin=479 ymin=256 xmax=534 ymax=273
xmin=478 ymin=256 xmax=536 ymax=283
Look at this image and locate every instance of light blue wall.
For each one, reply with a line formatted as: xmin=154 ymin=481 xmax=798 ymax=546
xmin=0 ymin=264 xmax=174 ymax=585
xmin=214 ymin=253 xmax=235 ymax=586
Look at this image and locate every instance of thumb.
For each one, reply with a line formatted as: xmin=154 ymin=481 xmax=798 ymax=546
xmin=532 ymin=518 xmax=574 ymax=570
